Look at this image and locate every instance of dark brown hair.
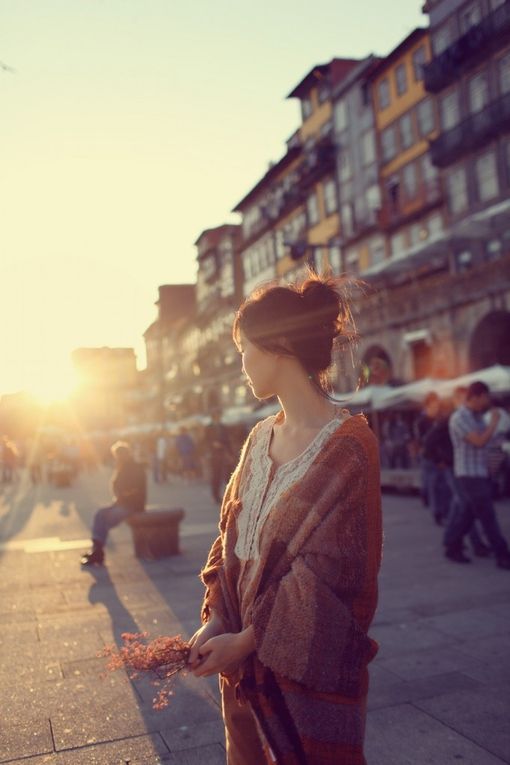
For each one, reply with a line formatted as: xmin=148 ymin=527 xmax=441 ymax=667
xmin=233 ymin=271 xmax=356 ymax=395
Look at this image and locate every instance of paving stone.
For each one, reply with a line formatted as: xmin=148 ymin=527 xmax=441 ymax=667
xmin=415 ymin=687 xmax=510 ymax=763
xmin=371 ymin=620 xmax=458 ymax=659
xmin=368 ymin=669 xmax=482 ymax=711
xmin=419 ymin=608 xmax=510 ymax=642
xmin=161 ymin=719 xmax=225 ymax=752
xmin=0 ymin=718 xmax=53 ymax=763
xmin=377 ymin=644 xmax=487 ymax=682
xmin=2 ymin=733 xmax=175 ymax=764
xmin=171 ymin=743 xmax=225 ymax=765
xmin=365 ymin=703 xmax=507 ymax=764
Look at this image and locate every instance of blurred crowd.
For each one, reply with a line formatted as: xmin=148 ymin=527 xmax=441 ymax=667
xmin=376 ymin=387 xmax=510 ymax=499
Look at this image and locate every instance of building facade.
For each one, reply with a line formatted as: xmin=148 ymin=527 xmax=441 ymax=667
xmin=194 ymin=224 xmax=247 ymax=416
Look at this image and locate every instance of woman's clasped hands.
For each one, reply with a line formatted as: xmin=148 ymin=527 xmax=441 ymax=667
xmin=188 ymin=613 xmax=255 ymax=678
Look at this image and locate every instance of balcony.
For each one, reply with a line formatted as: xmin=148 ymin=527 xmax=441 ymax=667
xmin=378 ymin=180 xmax=442 ymax=230
xmin=430 ymin=92 xmax=510 ymax=168
xmin=424 ymin=2 xmax=510 ymax=93
xmin=297 ymin=136 xmax=335 ymax=189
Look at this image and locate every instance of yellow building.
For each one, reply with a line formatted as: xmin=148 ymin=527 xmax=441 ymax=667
xmin=369 ymin=28 xmax=444 ymax=261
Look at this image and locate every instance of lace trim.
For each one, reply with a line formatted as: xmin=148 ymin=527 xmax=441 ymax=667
xmin=235 ymin=414 xmax=342 ymax=561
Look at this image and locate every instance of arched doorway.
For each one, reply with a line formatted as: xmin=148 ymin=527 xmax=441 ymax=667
xmin=469 ymin=311 xmax=510 ymax=370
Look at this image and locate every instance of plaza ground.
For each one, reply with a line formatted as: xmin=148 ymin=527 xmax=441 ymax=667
xmin=0 ymin=467 xmax=509 ymax=764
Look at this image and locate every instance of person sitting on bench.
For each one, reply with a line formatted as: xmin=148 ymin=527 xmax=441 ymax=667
xmin=81 ymin=441 xmax=146 ymax=566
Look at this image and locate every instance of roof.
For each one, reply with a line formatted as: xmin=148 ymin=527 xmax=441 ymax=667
xmin=232 ymin=145 xmax=301 ymax=213
xmin=194 ymin=223 xmax=240 ymax=249
xmin=331 ymin=54 xmax=382 ymax=99
xmin=287 ymin=58 xmax=360 ymax=99
xmin=368 ymin=28 xmax=428 ymax=81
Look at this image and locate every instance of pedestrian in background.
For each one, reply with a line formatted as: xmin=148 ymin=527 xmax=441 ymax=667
xmin=444 ymin=381 xmax=510 ymax=569
xmin=204 ymin=410 xmax=233 ymax=503
xmin=175 ymin=427 xmax=199 ymax=480
xmin=188 ymin=273 xmax=382 ymax=765
xmin=80 ymin=441 xmax=146 ymax=566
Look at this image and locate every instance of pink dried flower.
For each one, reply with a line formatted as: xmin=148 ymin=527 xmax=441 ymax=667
xmin=98 ymin=632 xmax=190 ymax=709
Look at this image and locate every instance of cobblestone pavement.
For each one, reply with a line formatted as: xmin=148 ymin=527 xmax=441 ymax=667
xmin=1 ymin=468 xmax=509 ymax=764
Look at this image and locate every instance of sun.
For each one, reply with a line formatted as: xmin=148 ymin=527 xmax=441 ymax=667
xmin=28 ymin=365 xmax=80 ymax=407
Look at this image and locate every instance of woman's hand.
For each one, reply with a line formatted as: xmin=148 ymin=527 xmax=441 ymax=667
xmin=191 ymin=626 xmax=255 ymax=678
xmin=187 ymin=613 xmax=225 ymax=670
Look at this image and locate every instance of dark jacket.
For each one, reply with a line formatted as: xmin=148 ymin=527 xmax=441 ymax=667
xmin=422 ymin=418 xmax=453 ymax=467
xmin=112 ymin=459 xmax=146 ymax=512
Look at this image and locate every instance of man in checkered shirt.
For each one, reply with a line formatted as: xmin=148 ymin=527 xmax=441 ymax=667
xmin=444 ymin=381 xmax=510 ymax=568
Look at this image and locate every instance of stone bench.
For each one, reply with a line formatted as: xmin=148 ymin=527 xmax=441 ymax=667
xmin=127 ymin=507 xmax=185 ymax=560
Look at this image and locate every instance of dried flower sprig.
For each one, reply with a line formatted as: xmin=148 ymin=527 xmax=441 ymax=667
xmin=99 ymin=632 xmax=190 ymax=709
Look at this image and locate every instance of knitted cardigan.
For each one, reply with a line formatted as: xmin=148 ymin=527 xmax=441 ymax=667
xmin=200 ymin=413 xmax=382 ymax=764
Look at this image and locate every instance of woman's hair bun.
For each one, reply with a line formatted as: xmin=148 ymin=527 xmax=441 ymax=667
xmin=299 ymin=276 xmax=343 ymax=338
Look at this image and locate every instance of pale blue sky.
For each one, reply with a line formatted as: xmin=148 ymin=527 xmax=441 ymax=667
xmin=0 ymin=0 xmax=425 ymax=397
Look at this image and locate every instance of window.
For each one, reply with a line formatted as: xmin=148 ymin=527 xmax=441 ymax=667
xmin=306 ymin=192 xmax=320 ymax=225
xmin=318 ymin=85 xmax=330 ymax=103
xmin=428 ymin=213 xmax=443 ymax=237
xmin=334 ymin=98 xmax=348 ymax=131
xmin=456 ymin=250 xmax=473 ymax=272
xmin=361 ymin=129 xmax=376 ymax=165
xmin=469 ymin=72 xmax=489 ymax=113
xmin=476 ymin=151 xmax=499 ymax=201
xmin=320 ymin=119 xmax=333 ymax=137
xmin=381 ymin=126 xmax=397 ymax=162
xmin=499 ymin=52 xmax=510 ymax=94
xmin=399 ymin=114 xmax=414 ymax=150
xmin=339 ymin=152 xmax=352 ymax=181
xmin=328 ymin=245 xmax=342 ymax=274
xmin=369 ymin=235 xmax=386 ymax=265
xmin=301 ymin=97 xmax=313 ymax=120
xmin=491 ymin=0 xmax=506 ymax=8
xmin=402 ymin=163 xmax=418 ymax=200
xmin=441 ymin=90 xmax=460 ymax=129
xmin=341 ymin=203 xmax=354 ymax=238
xmin=460 ymin=2 xmax=481 ymax=33
xmin=417 ymin=98 xmax=435 ymax=136
xmin=391 ymin=231 xmax=407 ymax=256
xmin=323 ymin=178 xmax=338 ymax=215
xmin=378 ymin=78 xmax=390 ymax=110
xmin=412 ymin=46 xmax=427 ymax=81
xmin=395 ymin=63 xmax=408 ymax=96
xmin=410 ymin=223 xmax=426 ymax=245
xmin=421 ymin=153 xmax=437 ymax=182
xmin=433 ymin=23 xmax=452 ymax=55
xmin=366 ymin=184 xmax=381 ymax=212
xmin=345 ymin=246 xmax=359 ymax=273
xmin=447 ymin=166 xmax=468 ymax=214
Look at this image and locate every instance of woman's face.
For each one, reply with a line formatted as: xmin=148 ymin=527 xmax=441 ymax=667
xmin=239 ymin=334 xmax=279 ymax=400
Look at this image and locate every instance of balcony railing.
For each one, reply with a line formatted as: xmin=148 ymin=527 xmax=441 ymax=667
xmin=378 ymin=180 xmax=442 ymax=229
xmin=424 ymin=2 xmax=510 ymax=93
xmin=429 ymin=92 xmax=510 ymax=168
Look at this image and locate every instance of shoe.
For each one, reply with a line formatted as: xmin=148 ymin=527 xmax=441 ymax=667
xmin=80 ymin=545 xmax=104 ymax=566
xmin=445 ymin=549 xmax=471 ymax=564
xmin=496 ymin=556 xmax=510 ymax=570
xmin=472 ymin=543 xmax=491 ymax=558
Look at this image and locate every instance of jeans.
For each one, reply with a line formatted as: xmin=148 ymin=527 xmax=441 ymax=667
xmin=444 ymin=476 xmax=509 ymax=559
xmin=92 ymin=503 xmax=132 ymax=546
xmin=422 ymin=460 xmax=451 ymax=521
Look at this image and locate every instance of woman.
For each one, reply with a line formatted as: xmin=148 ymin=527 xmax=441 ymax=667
xmin=188 ymin=274 xmax=382 ymax=764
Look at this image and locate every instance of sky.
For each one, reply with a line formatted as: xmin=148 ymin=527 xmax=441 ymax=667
xmin=0 ymin=0 xmax=425 ymax=399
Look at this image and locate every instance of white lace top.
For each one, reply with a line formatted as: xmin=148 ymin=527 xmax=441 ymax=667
xmin=235 ymin=413 xmax=343 ymax=561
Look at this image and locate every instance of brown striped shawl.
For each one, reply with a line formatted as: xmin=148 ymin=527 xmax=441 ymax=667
xmin=200 ymin=414 xmax=382 ymax=764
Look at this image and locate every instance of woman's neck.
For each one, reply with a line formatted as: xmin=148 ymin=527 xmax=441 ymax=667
xmin=275 ymin=373 xmax=336 ymax=431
